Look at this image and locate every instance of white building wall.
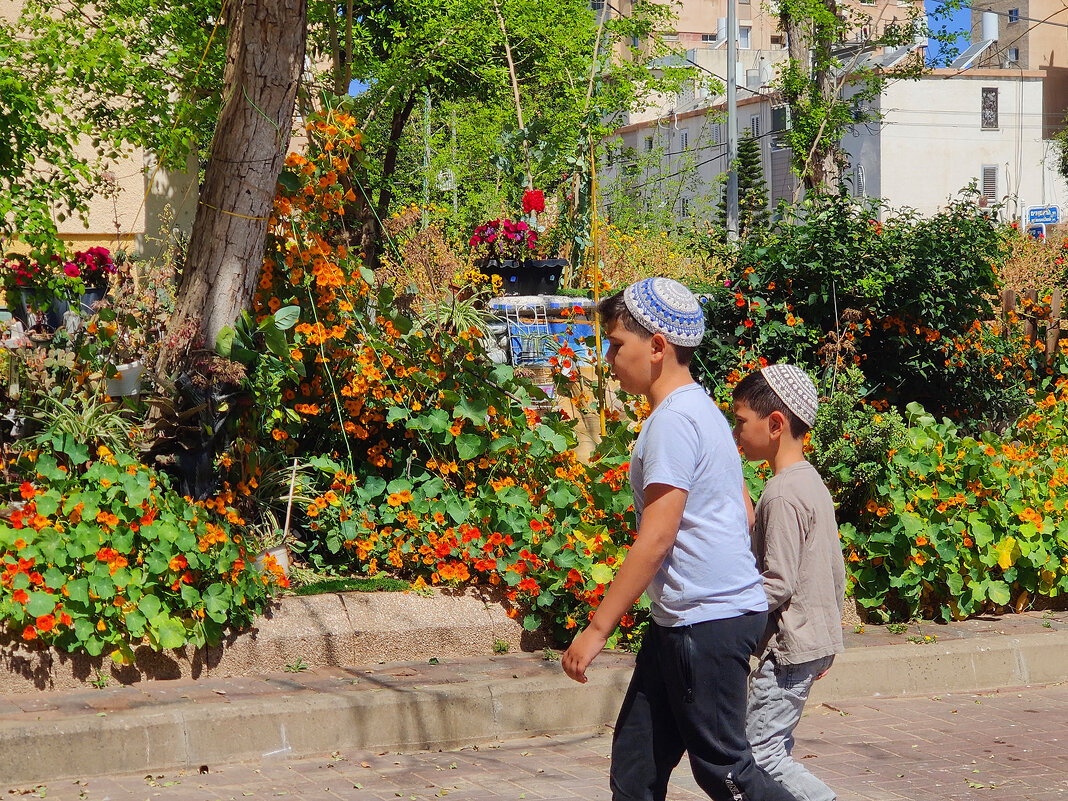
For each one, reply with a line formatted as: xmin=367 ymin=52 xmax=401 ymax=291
xmin=843 ymin=71 xmax=1067 ymax=220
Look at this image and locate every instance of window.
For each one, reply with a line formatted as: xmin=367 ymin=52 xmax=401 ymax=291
xmin=981 ymin=87 xmax=999 ymax=129
xmin=644 ymin=135 xmax=654 ymax=152
xmin=982 ymin=165 xmax=998 ymax=201
xmin=771 ymin=105 xmax=791 ymax=132
xmin=680 ymin=197 xmax=691 ymax=216
xmin=854 ymin=165 xmax=866 ymax=197
xmin=1008 ymin=8 xmax=1020 ymax=23
xmin=701 ymin=33 xmax=718 ymax=43
xmin=770 ymin=34 xmax=786 ymax=48
xmin=663 ymin=32 xmax=680 ymax=42
xmin=590 ymin=0 xmax=605 ymax=10
xmin=680 ymin=130 xmax=689 ymax=149
xmin=739 ymin=25 xmax=752 ymax=49
xmin=631 ymin=34 xmax=641 ymax=47
xmin=750 ymin=114 xmax=761 ymax=138
xmin=709 ymin=122 xmax=721 ymax=145
xmin=1008 ymin=47 xmax=1020 ymax=62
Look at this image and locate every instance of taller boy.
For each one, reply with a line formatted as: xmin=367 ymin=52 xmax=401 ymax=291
xmin=563 ymin=278 xmax=798 ymax=801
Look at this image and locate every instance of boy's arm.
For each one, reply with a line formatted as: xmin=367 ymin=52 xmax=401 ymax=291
xmin=743 ymin=481 xmax=756 ymax=530
xmin=562 ymin=483 xmax=686 ymax=684
xmin=760 ymin=497 xmax=806 ymax=612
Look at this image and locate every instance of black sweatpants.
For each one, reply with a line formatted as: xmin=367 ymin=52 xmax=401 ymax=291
xmin=610 ymin=612 xmax=799 ymax=801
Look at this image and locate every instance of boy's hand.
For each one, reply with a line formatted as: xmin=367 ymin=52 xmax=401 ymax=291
xmin=562 ymin=626 xmax=609 ymax=683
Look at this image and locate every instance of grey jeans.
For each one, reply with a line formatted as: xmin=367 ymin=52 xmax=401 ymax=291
xmin=746 ymin=653 xmax=836 ymax=801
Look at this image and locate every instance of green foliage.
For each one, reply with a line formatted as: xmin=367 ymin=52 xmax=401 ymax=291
xmin=0 ymin=442 xmax=280 ymax=658
xmin=695 ymin=189 xmax=1019 ymax=429
xmin=808 ymin=366 xmax=907 ymax=522
xmin=292 ymin=576 xmax=410 ymax=595
xmin=348 ymin=0 xmax=692 ymax=244
xmin=841 ymin=386 xmax=1068 ymax=623
xmin=0 ymin=0 xmax=224 ymax=250
xmin=774 ymin=0 xmax=943 ymax=189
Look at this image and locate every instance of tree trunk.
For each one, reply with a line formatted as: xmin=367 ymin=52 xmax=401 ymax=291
xmin=160 ymin=0 xmax=307 ymax=368
xmin=363 ymin=88 xmax=418 ymax=267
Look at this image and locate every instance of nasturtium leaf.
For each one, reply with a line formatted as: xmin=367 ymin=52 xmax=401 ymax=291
xmin=455 ymin=433 xmax=486 ymax=461
xmin=589 ymin=563 xmax=614 ymax=585
xmin=27 ymin=592 xmax=58 ymax=617
xmin=151 ymin=613 xmax=188 ymax=650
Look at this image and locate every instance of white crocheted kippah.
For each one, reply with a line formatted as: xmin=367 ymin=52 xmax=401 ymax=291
xmin=761 ymin=363 xmax=818 ymax=427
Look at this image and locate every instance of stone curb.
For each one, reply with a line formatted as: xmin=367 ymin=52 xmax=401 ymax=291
xmin=3 ymin=628 xmax=1068 ymax=786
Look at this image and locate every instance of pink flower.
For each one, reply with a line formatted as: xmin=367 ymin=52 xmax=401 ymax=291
xmin=723 ymin=279 xmax=731 ymax=287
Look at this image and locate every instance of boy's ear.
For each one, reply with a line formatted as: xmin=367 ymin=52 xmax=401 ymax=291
xmin=650 ymin=332 xmax=667 ymax=362
xmin=767 ymin=410 xmax=788 ymax=439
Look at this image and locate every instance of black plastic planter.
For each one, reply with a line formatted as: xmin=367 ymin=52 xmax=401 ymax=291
xmin=485 ymin=258 xmax=566 ymax=296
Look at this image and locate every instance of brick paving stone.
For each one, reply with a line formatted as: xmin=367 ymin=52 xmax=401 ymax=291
xmin=7 ymin=683 xmax=1068 ymax=801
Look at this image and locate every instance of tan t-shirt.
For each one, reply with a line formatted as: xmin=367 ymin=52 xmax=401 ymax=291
xmin=751 ymin=460 xmax=845 ymax=665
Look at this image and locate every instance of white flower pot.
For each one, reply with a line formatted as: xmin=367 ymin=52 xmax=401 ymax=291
xmin=254 ymin=545 xmax=291 ymax=577
xmin=106 ymin=360 xmax=144 ymax=397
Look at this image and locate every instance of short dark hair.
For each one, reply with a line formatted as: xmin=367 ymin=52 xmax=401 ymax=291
xmin=597 ymin=290 xmax=697 ymax=366
xmin=732 ymin=370 xmax=810 ymax=438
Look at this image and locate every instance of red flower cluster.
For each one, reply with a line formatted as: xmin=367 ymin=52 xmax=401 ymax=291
xmin=522 ymin=189 xmax=545 ymax=215
xmin=70 ymin=247 xmax=117 ymax=285
xmin=2 ymin=255 xmax=44 ymax=289
xmin=469 ymin=218 xmax=537 ymax=260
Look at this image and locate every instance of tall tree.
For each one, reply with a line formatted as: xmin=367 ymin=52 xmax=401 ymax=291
xmin=163 ymin=0 xmax=308 ymax=357
xmin=719 ymin=130 xmax=769 ymax=239
xmin=775 ymin=0 xmax=933 ymax=192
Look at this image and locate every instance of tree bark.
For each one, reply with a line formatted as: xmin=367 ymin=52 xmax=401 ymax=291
xmin=370 ymin=88 xmax=420 ymax=257
xmin=160 ymin=0 xmax=307 ymax=368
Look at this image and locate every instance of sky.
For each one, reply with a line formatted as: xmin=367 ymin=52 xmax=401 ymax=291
xmin=926 ymin=3 xmax=975 ymax=65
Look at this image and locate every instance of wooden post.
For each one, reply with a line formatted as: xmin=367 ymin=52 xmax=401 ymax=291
xmin=1001 ymin=288 xmax=1016 ymax=339
xmin=1048 ymin=289 xmax=1063 ymax=364
xmin=1023 ymin=289 xmax=1039 ymax=345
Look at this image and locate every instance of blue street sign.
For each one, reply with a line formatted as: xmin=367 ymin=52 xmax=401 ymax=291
xmin=1027 ymin=223 xmax=1046 ymax=240
xmin=1027 ymin=206 xmax=1060 ymax=225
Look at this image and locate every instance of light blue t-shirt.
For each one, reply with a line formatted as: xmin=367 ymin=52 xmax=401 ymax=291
xmin=630 ymin=383 xmax=768 ymax=627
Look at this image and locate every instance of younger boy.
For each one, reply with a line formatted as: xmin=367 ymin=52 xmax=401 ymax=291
xmin=562 ymin=278 xmax=798 ymax=801
xmin=732 ymin=365 xmax=846 ymax=801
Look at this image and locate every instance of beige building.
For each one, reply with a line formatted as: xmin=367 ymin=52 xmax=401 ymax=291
xmin=964 ymin=0 xmax=1068 ymax=138
xmin=0 ymin=0 xmax=197 ymax=258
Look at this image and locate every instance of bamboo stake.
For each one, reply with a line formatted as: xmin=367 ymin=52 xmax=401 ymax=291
xmin=282 ymin=457 xmax=299 ymax=540
xmin=589 ymin=139 xmax=606 ymax=437
xmin=1023 ymin=288 xmax=1039 ymax=346
xmin=1047 ymin=289 xmax=1062 ymax=365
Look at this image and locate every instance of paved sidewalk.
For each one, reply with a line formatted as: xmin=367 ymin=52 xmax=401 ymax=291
xmin=2 ymin=608 xmax=1068 ymax=786
xmin=6 ymin=681 xmax=1067 ymax=801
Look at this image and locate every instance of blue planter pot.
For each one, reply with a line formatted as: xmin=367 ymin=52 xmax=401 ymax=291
xmin=14 ymin=286 xmax=107 ymax=330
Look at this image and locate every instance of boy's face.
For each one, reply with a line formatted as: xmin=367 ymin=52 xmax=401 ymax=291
xmin=604 ymin=320 xmax=658 ymax=396
xmin=732 ymin=399 xmax=777 ymax=462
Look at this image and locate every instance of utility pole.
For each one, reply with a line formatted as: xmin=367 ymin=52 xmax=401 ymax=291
xmin=726 ymin=0 xmax=739 ymax=241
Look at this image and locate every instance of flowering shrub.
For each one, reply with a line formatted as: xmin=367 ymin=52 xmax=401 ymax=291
xmin=842 ymin=374 xmax=1068 ymax=622
xmin=241 ymin=107 xmax=643 ymax=638
xmin=0 ymin=440 xmax=281 ymax=658
xmin=469 ymin=218 xmax=537 ymax=262
xmin=694 ymin=190 xmax=1026 ymax=430
xmin=1 ymin=253 xmax=79 ymax=311
xmin=68 ymin=247 xmax=117 ymax=287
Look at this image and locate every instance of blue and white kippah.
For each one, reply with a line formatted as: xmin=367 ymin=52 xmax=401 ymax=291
xmin=622 ymin=277 xmax=705 ymax=347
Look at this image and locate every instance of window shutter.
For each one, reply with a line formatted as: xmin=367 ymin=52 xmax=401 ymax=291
xmin=982 ymin=165 xmax=998 ymax=201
